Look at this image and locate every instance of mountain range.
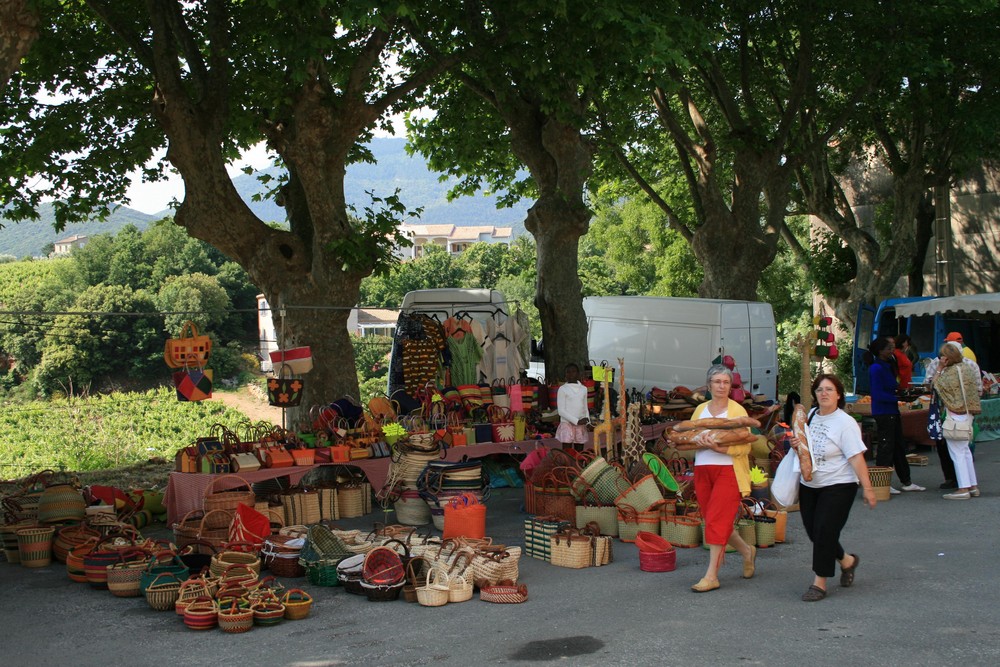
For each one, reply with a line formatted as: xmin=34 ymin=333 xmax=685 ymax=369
xmin=0 ymin=137 xmax=529 ymax=258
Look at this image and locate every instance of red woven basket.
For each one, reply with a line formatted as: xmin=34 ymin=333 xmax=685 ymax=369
xmin=639 ymin=548 xmax=677 ymax=572
xmin=635 ymin=530 xmax=673 ymax=553
xmin=362 ymin=546 xmax=405 ymax=585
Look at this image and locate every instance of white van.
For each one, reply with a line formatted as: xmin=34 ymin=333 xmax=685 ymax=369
xmin=575 ymin=296 xmax=778 ymax=399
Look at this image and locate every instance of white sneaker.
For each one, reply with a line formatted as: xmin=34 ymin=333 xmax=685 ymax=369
xmin=888 ymin=487 xmax=901 ymax=495
xmin=901 ymin=483 xmax=925 ymax=492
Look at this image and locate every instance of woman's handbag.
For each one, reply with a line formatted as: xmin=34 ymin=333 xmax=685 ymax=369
xmin=164 ymin=320 xmax=212 ymax=369
xmin=941 ymin=369 xmax=975 ymax=440
xmin=267 ymin=365 xmax=304 ymax=407
xmin=927 ymin=392 xmax=944 ymax=441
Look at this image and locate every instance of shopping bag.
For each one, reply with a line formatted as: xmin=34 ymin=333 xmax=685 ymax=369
xmin=267 ymin=364 xmax=304 ymax=407
xmin=926 ymin=393 xmax=944 ymax=441
xmin=173 ymin=367 xmax=213 ymax=402
xmin=164 ymin=321 xmax=212 ymax=369
xmin=771 ymin=449 xmax=800 ymax=507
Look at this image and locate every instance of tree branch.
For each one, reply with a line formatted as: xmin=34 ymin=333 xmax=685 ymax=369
xmin=85 ymin=0 xmax=153 ymax=67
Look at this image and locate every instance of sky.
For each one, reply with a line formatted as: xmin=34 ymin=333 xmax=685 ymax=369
xmin=123 ymin=142 xmax=273 ymax=215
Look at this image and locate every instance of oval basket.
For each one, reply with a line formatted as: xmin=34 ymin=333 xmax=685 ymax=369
xmin=218 ymin=599 xmax=254 ymax=634
xmin=282 ymin=589 xmax=313 ymax=620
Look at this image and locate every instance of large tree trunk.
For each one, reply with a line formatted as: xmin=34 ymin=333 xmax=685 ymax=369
xmin=527 ymin=195 xmax=590 ymax=376
xmin=0 ymin=0 xmax=37 ymax=92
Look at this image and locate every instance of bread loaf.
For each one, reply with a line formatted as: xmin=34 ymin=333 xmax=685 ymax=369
xmin=673 ymin=416 xmax=761 ymax=432
xmin=792 ymin=404 xmax=813 ymax=482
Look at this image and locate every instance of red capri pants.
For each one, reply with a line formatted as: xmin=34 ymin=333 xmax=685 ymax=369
xmin=693 ymin=465 xmax=742 ymax=545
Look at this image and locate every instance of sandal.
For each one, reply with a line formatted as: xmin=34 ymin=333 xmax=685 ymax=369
xmin=801 ymin=585 xmax=827 ymax=602
xmin=840 ymin=554 xmax=859 ymax=587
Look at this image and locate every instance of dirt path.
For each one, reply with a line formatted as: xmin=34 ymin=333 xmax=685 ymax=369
xmin=209 ymin=386 xmax=286 ymax=425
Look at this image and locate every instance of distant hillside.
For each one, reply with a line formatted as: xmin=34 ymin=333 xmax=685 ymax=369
xmin=1 ymin=137 xmax=529 ymax=257
xmin=0 ymin=205 xmax=161 ymax=258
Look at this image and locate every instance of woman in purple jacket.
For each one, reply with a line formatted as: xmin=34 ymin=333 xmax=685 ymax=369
xmin=866 ymin=337 xmax=923 ymax=494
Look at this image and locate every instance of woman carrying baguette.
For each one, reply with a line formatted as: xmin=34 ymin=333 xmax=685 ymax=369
xmin=789 ymin=373 xmax=876 ymax=602
xmin=688 ymin=364 xmax=757 ymax=593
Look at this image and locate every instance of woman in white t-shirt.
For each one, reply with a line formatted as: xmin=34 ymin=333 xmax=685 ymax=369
xmin=790 ymin=373 xmax=877 ymax=602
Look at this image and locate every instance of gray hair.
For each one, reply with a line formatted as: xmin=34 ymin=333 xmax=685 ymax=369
xmin=706 ymin=364 xmax=733 ymax=385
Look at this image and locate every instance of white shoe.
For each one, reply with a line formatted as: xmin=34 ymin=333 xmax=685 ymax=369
xmin=888 ymin=486 xmax=901 ymax=495
xmin=901 ymin=483 xmax=925 ymax=492
xmin=943 ymin=491 xmax=971 ymax=500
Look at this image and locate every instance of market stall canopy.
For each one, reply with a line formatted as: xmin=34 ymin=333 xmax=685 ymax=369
xmin=894 ymin=293 xmax=1000 ymax=317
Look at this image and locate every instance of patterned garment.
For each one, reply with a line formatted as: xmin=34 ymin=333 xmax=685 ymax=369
xmin=447 ymin=332 xmax=483 ymax=387
xmin=402 ymin=337 xmax=441 ymax=397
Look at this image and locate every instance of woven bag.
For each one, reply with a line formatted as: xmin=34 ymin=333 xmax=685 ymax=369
xmin=532 ymin=470 xmax=577 ymax=523
xmin=523 ymin=515 xmax=570 ymax=562
xmin=549 ymin=529 xmax=594 ymax=569
xmin=470 ymin=546 xmax=521 ymax=586
xmin=37 ymin=482 xmax=86 ymax=523
xmin=574 ymin=479 xmax=618 ymax=537
xmin=660 ymin=514 xmax=701 ymax=548
xmin=281 ymin=488 xmax=322 ymax=526
xmin=613 ymin=474 xmax=664 ymax=512
xmin=480 ymin=581 xmax=528 ymax=604
xmin=203 ymin=475 xmax=255 ymax=528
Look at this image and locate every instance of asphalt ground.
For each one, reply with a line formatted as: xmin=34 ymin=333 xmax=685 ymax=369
xmin=2 ymin=441 xmax=999 ymax=667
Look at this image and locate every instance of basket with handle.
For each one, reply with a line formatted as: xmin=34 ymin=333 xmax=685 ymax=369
xmin=106 ymin=550 xmax=151 ymax=598
xmin=415 ymin=567 xmax=450 ymax=607
xmin=574 ymin=479 xmax=618 ymax=537
xmin=743 ymin=498 xmax=777 ymax=548
xmin=531 ymin=469 xmax=577 ymax=523
xmin=337 ymin=553 xmax=366 ymax=595
xmin=470 ymin=545 xmax=521 ymax=586
xmin=192 ymin=509 xmax=235 ymax=551
xmin=145 ymin=572 xmax=183 ymax=611
xmin=756 ymin=497 xmax=787 ymax=543
xmin=252 ymin=599 xmax=286 ymax=626
xmin=52 ymin=523 xmax=100 ymax=563
xmin=65 ymin=536 xmax=98 ymax=582
xmin=402 ymin=555 xmax=432 ymax=602
xmin=139 ymin=550 xmax=190 ymax=595
xmin=282 ymin=589 xmax=313 ymax=620
xmin=218 ymin=598 xmax=254 ymax=633
xmin=211 ymin=544 xmax=262 ymax=578
xmin=83 ymin=532 xmax=141 ymax=587
xmin=175 ymin=577 xmax=213 ymax=616
xmin=203 ymin=475 xmax=255 ymax=528
xmin=660 ymin=513 xmax=701 ymax=548
xmin=262 ymin=534 xmax=305 ymax=578
xmin=613 ymin=474 xmax=664 ymax=512
xmin=183 ymin=596 xmax=219 ymax=631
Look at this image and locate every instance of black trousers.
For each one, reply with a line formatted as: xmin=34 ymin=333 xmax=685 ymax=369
xmin=873 ymin=414 xmax=911 ymax=486
xmin=799 ymin=482 xmax=858 ymax=578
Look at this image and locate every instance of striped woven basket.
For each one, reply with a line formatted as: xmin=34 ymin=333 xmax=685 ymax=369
xmin=16 ymin=526 xmax=55 ymax=568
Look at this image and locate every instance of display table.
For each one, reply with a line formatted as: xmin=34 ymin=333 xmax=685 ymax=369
xmin=975 ymin=396 xmax=1000 ymax=442
xmin=845 ymin=402 xmax=935 ymax=447
xmin=165 ymin=438 xmax=565 ymax=525
xmin=164 ymin=421 xmax=675 ymax=525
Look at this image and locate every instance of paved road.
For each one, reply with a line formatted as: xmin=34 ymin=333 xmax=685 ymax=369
xmin=3 ymin=441 xmax=998 ymax=666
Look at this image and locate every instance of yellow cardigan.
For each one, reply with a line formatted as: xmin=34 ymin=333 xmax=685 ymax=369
xmin=691 ymin=400 xmax=753 ymax=497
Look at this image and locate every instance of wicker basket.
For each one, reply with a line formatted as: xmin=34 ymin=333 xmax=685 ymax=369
xmin=394 ymin=491 xmax=431 ymax=526
xmin=337 ymin=483 xmax=369 ymax=519
xmin=660 ymin=514 xmax=701 ymax=548
xmin=218 ymin=599 xmax=254 ymax=633
xmin=2 ymin=520 xmax=38 ymax=564
xmin=415 ymin=568 xmax=450 ymax=607
xmin=16 ymin=526 xmax=55 ymax=568
xmin=145 ymin=572 xmax=183 ymax=611
xmin=868 ymin=466 xmax=894 ymax=502
xmin=107 ymin=559 xmax=149 ymax=598
xmin=175 ymin=578 xmax=213 ymax=616
xmin=613 ymin=474 xmax=664 ymax=512
xmin=337 ymin=553 xmax=366 ymax=595
xmin=252 ymin=601 xmax=286 ymax=626
xmin=262 ymin=535 xmax=305 ymax=578
xmin=282 ymin=589 xmax=313 ymax=620
xmin=183 ymin=596 xmax=219 ymax=631
xmin=203 ymin=475 xmax=255 ymax=528
xmin=479 ymin=582 xmax=528 ymax=604
xmin=52 ymin=524 xmax=100 ymax=563
xmin=37 ymin=483 xmax=87 ymax=524
xmin=210 ymin=549 xmax=262 ymax=578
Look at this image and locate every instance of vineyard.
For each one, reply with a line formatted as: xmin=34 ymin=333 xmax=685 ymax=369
xmin=0 ymin=388 xmax=249 ymax=485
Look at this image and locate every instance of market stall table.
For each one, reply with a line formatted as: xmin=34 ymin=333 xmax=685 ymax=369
xmin=845 ymin=401 xmax=935 ymax=447
xmin=975 ymin=396 xmax=1000 ymax=442
xmin=164 ymin=421 xmax=676 ymax=525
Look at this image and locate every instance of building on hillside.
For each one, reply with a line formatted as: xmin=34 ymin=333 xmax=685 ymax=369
xmin=256 ymin=295 xmax=397 ymax=371
xmin=52 ymin=234 xmax=88 ymax=255
xmin=397 ymin=223 xmax=513 ymax=259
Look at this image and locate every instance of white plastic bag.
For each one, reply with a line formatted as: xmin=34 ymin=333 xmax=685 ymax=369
xmin=771 ymin=448 xmax=801 ymax=507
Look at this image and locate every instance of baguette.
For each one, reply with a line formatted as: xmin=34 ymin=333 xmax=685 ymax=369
xmin=792 ymin=404 xmax=813 ymax=482
xmin=666 ymin=426 xmax=753 ymax=446
xmin=670 ymin=433 xmax=758 ymax=450
xmin=673 ymin=416 xmax=761 ymax=432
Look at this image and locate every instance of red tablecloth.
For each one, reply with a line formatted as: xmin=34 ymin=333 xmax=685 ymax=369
xmin=165 ymin=422 xmax=674 ymax=525
xmin=165 ymin=438 xmax=564 ymax=525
